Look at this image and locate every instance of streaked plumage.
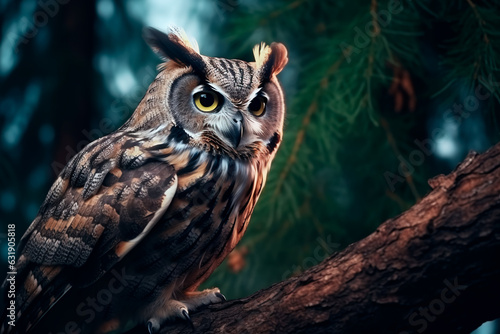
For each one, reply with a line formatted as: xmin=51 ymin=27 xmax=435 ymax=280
xmin=1 ymin=27 xmax=287 ymax=333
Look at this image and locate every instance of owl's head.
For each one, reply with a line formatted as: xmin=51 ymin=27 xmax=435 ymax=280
xmin=129 ymin=27 xmax=288 ymax=160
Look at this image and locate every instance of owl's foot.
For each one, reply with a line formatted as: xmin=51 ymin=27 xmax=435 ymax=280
xmin=181 ymin=287 xmax=226 ymax=309
xmin=146 ymin=288 xmax=225 ymax=333
xmin=147 ymin=299 xmax=191 ymax=333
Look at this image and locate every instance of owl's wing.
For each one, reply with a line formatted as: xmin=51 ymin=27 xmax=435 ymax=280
xmin=10 ymin=133 xmax=177 ymax=332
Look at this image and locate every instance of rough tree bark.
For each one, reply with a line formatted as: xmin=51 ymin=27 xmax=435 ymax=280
xmin=130 ymin=143 xmax=500 ymax=334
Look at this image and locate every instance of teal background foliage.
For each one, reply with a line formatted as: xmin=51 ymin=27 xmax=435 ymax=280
xmin=0 ymin=0 xmax=499 ymax=332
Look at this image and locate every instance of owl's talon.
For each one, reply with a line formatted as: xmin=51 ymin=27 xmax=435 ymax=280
xmin=215 ymin=292 xmax=226 ymax=302
xmin=147 ymin=319 xmax=160 ymax=334
xmin=181 ymin=309 xmax=192 ymax=325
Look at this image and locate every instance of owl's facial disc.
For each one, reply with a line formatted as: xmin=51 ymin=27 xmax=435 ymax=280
xmin=167 ymin=69 xmax=286 ymax=154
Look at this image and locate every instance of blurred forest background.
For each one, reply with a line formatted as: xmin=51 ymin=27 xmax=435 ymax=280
xmin=1 ymin=0 xmax=500 ymax=332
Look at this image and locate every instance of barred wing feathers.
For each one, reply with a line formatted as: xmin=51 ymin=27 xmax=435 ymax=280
xmin=2 ymin=133 xmax=177 ymax=333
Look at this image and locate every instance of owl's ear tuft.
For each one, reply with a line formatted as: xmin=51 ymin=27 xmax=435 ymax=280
xmin=143 ymin=27 xmax=206 ymax=75
xmin=254 ymin=42 xmax=288 ymax=81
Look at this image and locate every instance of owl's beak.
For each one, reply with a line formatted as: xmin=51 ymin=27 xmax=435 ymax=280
xmin=223 ymin=112 xmax=244 ymax=148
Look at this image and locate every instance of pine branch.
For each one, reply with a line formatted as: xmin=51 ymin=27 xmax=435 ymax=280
xmin=273 ymin=54 xmax=346 ymax=197
xmin=439 ymin=0 xmax=500 ymax=102
xmin=380 ymin=117 xmax=421 ymax=201
xmin=261 ymin=0 xmax=310 ymax=24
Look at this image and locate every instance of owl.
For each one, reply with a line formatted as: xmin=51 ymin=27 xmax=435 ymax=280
xmin=1 ymin=27 xmax=287 ymax=334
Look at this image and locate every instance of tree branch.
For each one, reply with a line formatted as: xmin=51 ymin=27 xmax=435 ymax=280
xmin=131 ymin=143 xmax=500 ymax=334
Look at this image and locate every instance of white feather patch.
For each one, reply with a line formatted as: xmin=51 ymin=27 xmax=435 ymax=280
xmin=116 ymin=175 xmax=178 ymax=259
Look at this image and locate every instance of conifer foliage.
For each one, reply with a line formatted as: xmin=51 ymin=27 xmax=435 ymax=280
xmin=203 ymin=0 xmax=500 ymax=299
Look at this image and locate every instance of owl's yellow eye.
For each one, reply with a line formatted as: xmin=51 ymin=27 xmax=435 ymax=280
xmin=194 ymin=91 xmax=220 ymax=112
xmin=248 ymin=96 xmax=267 ymax=117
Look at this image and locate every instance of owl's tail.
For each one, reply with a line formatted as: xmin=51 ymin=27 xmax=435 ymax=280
xmin=0 ymin=262 xmax=72 ymax=334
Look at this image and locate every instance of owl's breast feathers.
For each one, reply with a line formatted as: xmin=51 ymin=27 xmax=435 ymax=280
xmin=2 ymin=126 xmax=271 ymax=333
xmin=123 ymin=126 xmax=269 ymax=294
